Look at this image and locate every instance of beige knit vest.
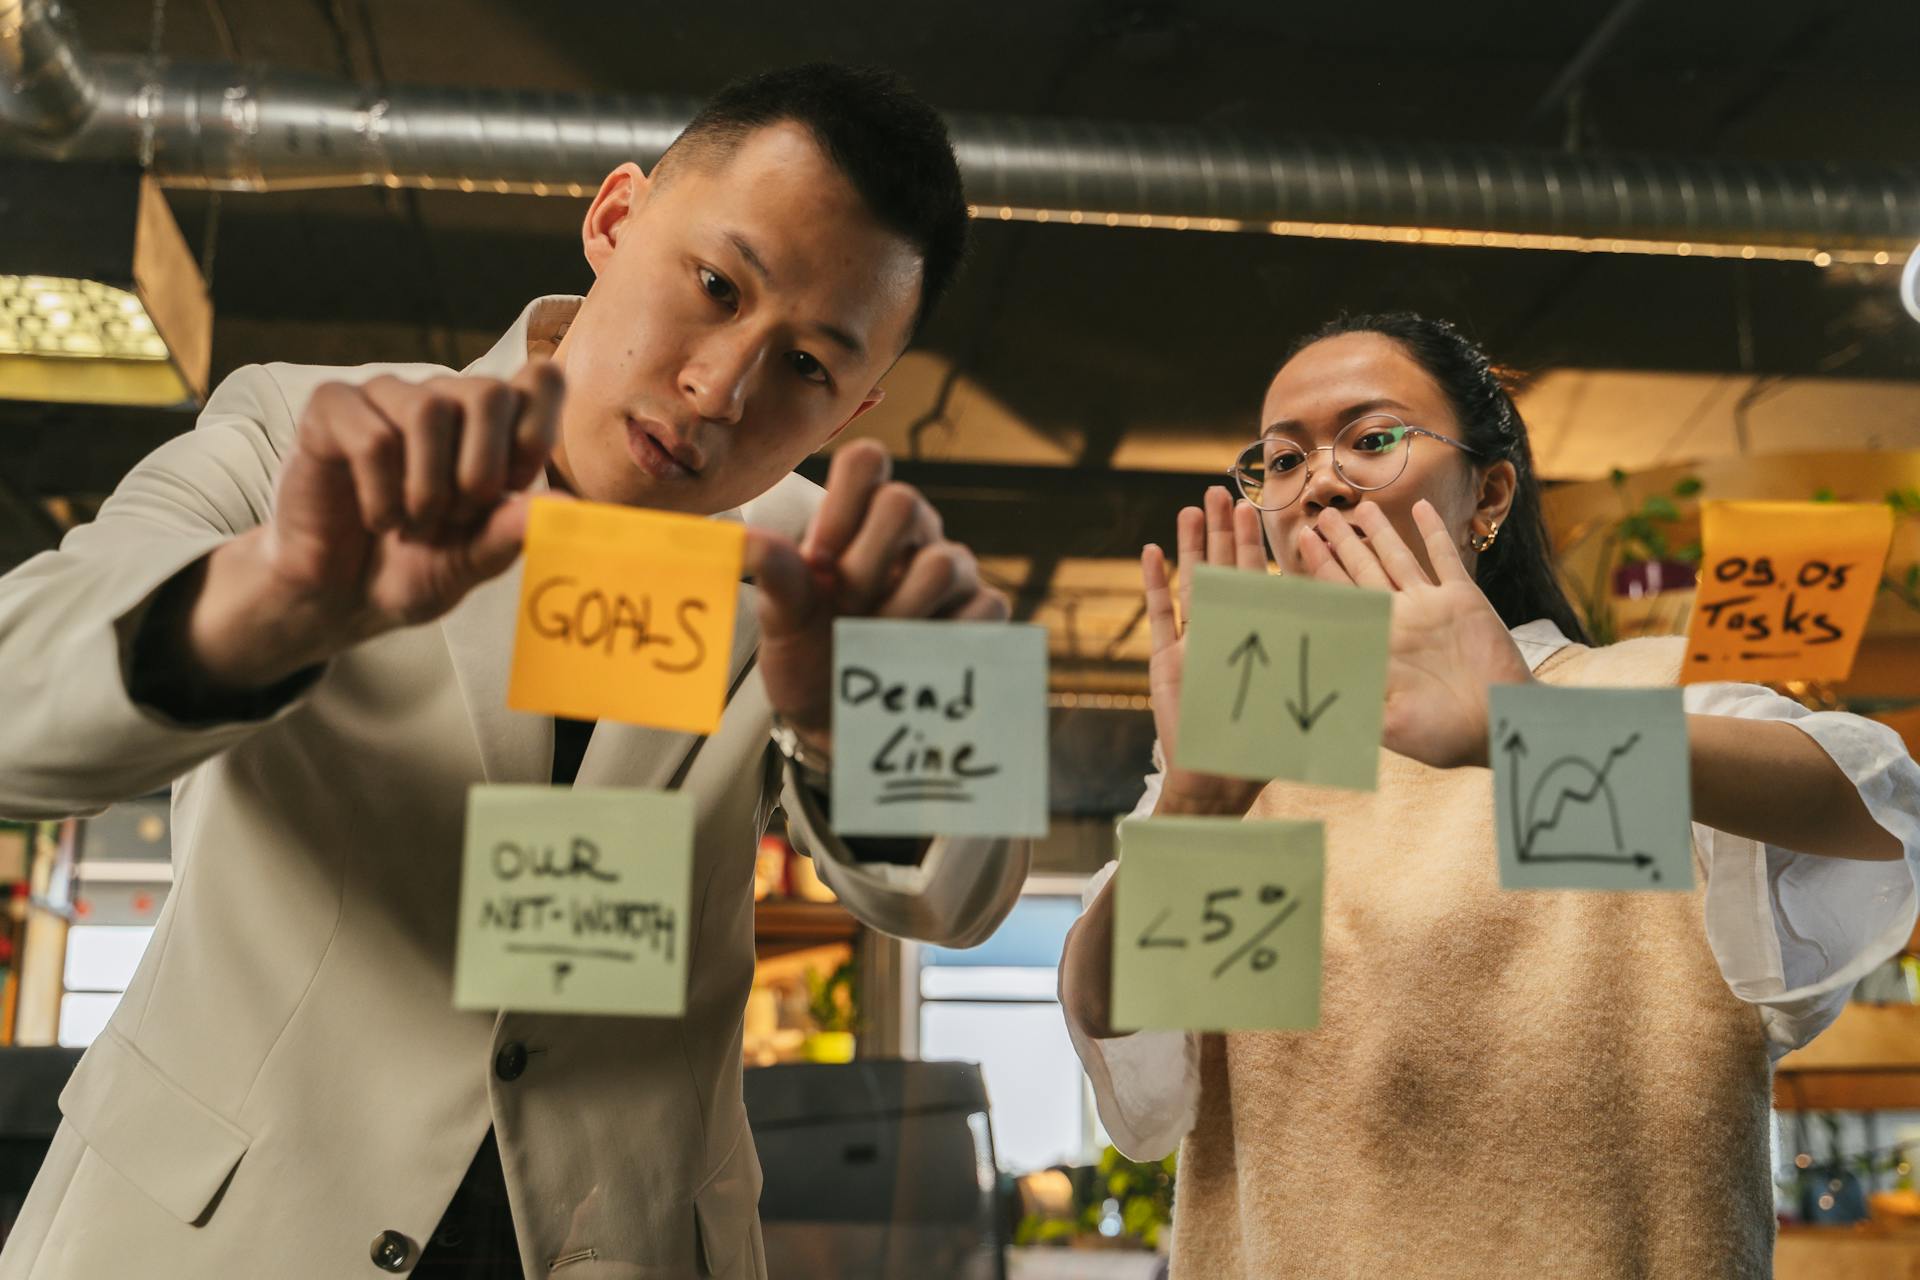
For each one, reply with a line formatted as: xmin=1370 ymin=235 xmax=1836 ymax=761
xmin=1171 ymin=635 xmax=1774 ymax=1279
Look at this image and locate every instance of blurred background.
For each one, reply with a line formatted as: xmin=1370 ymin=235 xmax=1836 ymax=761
xmin=4 ymin=1 xmax=1920 ymax=1276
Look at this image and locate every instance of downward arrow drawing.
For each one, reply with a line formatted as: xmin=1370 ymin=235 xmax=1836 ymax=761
xmin=1283 ymin=635 xmax=1338 ymax=731
xmin=1227 ymin=631 xmax=1270 ymax=721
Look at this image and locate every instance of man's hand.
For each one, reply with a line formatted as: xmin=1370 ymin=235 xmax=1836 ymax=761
xmin=165 ymin=361 xmax=564 ymax=697
xmin=745 ymin=440 xmax=1008 ymax=754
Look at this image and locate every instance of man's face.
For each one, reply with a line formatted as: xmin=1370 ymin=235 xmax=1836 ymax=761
xmin=551 ymin=123 xmax=924 ymax=515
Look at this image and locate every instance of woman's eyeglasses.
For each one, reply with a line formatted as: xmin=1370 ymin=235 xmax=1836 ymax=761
xmin=1228 ymin=413 xmax=1481 ymax=512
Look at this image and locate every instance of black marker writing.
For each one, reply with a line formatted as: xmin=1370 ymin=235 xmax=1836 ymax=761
xmin=1134 ymin=882 xmax=1295 ymax=980
xmin=1499 ymin=723 xmax=1660 ymax=881
xmin=525 ymin=575 xmax=711 ymax=670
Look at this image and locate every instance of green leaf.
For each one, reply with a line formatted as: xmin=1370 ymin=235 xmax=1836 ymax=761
xmin=1672 ymin=476 xmax=1704 ymax=498
xmin=1122 ymin=1195 xmax=1157 ymax=1237
xmin=1812 ymin=487 xmax=1836 ymax=503
xmin=1609 ymin=467 xmax=1628 ymax=489
xmin=1642 ymin=496 xmax=1680 ymax=522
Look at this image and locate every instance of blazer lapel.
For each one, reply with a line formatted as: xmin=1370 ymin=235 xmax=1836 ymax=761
xmin=572 ymin=579 xmax=763 ymax=791
xmin=441 ymin=558 xmax=554 ymax=785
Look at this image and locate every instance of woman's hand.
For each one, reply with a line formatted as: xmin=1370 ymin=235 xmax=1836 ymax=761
xmin=1297 ymin=499 xmax=1534 ymax=770
xmin=1141 ymin=486 xmax=1273 ymax=817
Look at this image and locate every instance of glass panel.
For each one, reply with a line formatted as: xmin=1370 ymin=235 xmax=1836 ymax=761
xmin=921 ymin=896 xmax=1079 ymax=969
xmin=62 ymin=924 xmax=154 ymax=992
xmin=920 ymin=1001 xmax=1085 ymax=1173
xmin=920 ymin=965 xmax=1060 ymax=1000
xmin=57 ymin=991 xmax=123 ymax=1048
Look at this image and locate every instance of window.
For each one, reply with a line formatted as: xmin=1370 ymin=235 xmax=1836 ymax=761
xmin=915 ymin=889 xmax=1104 ymax=1174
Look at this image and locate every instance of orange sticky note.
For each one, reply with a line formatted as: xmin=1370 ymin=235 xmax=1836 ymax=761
xmin=1682 ymin=501 xmax=1894 ymax=684
xmin=508 ymin=498 xmax=745 ymax=733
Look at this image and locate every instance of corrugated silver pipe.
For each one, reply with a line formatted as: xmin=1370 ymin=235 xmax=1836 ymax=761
xmin=0 ymin=0 xmax=96 ymax=138
xmin=5 ymin=0 xmax=1918 ymax=255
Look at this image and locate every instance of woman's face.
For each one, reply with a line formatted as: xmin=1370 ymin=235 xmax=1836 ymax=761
xmin=1255 ymin=331 xmax=1501 ymax=579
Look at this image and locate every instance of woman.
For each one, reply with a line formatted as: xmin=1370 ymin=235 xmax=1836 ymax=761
xmin=1059 ymin=313 xmax=1920 ymax=1278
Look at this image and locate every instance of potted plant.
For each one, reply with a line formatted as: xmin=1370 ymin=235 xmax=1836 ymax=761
xmin=801 ymin=959 xmax=857 ymax=1063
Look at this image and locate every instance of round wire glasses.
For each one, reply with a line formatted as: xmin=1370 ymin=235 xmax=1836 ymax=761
xmin=1228 ymin=413 xmax=1481 ymax=511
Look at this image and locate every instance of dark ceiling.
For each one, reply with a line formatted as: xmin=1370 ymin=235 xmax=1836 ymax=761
xmin=7 ymin=0 xmax=1920 ymax=615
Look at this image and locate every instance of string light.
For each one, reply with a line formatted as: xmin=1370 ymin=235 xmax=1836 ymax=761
xmin=1049 ymin=691 xmax=1153 ymax=711
xmin=314 ymin=179 xmax=1908 ymax=270
xmin=941 ymin=203 xmax=1901 ymax=265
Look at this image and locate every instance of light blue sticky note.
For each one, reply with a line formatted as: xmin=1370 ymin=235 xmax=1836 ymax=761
xmin=1111 ymin=816 xmax=1325 ymax=1032
xmin=831 ymin=619 xmax=1049 ymax=838
xmin=1490 ymin=685 xmax=1693 ymax=892
xmin=454 ymin=785 xmax=693 ymax=1015
xmin=1174 ymin=566 xmax=1392 ymax=790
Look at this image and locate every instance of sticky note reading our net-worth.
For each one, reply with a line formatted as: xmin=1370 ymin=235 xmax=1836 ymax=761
xmin=508 ymin=498 xmax=745 ymax=734
xmin=1112 ymin=816 xmax=1324 ymax=1032
xmin=454 ymin=785 xmax=692 ymax=1017
xmin=1490 ymin=685 xmax=1692 ymax=893
xmin=1174 ymin=567 xmax=1391 ymax=790
xmin=830 ymin=619 xmax=1049 ymax=838
xmin=1683 ymin=500 xmax=1894 ymax=685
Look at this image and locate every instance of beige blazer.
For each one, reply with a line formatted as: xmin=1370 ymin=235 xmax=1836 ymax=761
xmin=0 ymin=297 xmax=1029 ymax=1280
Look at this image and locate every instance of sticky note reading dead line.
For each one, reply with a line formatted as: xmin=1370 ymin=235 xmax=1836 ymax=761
xmin=1174 ymin=567 xmax=1391 ymax=790
xmin=509 ymin=498 xmax=745 ymax=733
xmin=455 ymin=785 xmax=692 ymax=1017
xmin=1683 ymin=501 xmax=1894 ymax=684
xmin=1490 ymin=685 xmax=1692 ymax=892
xmin=831 ymin=619 xmax=1050 ymax=838
xmin=1112 ymin=816 xmax=1324 ymax=1032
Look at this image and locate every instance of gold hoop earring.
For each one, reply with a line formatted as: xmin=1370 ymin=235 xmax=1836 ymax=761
xmin=1469 ymin=521 xmax=1501 ymax=553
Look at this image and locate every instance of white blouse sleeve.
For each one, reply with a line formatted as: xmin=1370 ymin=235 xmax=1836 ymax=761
xmin=1689 ymin=682 xmax=1920 ymax=1062
xmin=1061 ymin=742 xmax=1201 ymax=1160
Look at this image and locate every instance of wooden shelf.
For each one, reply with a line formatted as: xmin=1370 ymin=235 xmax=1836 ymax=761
xmin=755 ymin=898 xmax=857 ymax=940
xmin=1775 ymin=1003 xmax=1920 ymax=1110
xmin=753 ymin=899 xmax=858 ymax=962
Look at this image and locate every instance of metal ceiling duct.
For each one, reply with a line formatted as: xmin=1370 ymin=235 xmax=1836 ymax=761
xmin=6 ymin=0 xmax=1919 ymax=257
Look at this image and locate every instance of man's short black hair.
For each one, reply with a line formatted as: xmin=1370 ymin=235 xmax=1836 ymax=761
xmin=655 ymin=63 xmax=969 ymax=340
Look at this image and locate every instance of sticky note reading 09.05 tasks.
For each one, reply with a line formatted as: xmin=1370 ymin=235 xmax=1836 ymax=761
xmin=1490 ymin=685 xmax=1692 ymax=893
xmin=454 ymin=785 xmax=692 ymax=1017
xmin=830 ymin=619 xmax=1049 ymax=838
xmin=1174 ymin=567 xmax=1391 ymax=791
xmin=508 ymin=498 xmax=745 ymax=734
xmin=1112 ymin=816 xmax=1325 ymax=1032
xmin=1683 ymin=500 xmax=1894 ymax=685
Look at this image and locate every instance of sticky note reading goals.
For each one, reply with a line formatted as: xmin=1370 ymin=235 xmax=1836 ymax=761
xmin=831 ymin=619 xmax=1050 ymax=838
xmin=454 ymin=785 xmax=692 ymax=1017
xmin=1112 ymin=816 xmax=1325 ymax=1032
xmin=508 ymin=498 xmax=745 ymax=733
xmin=1683 ymin=501 xmax=1894 ymax=684
xmin=1490 ymin=685 xmax=1692 ymax=892
xmin=1174 ymin=567 xmax=1391 ymax=790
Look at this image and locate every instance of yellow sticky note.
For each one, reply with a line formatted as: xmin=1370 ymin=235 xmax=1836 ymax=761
xmin=509 ymin=498 xmax=745 ymax=733
xmin=454 ymin=785 xmax=692 ymax=1017
xmin=1683 ymin=501 xmax=1894 ymax=684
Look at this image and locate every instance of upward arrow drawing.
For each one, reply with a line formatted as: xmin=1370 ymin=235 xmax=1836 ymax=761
xmin=1502 ymin=726 xmax=1528 ymax=854
xmin=1228 ymin=631 xmax=1269 ymax=721
xmin=1283 ymin=634 xmax=1338 ymax=731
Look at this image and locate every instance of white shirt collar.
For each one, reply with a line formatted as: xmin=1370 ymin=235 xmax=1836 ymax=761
xmin=1510 ymin=618 xmax=1575 ymax=672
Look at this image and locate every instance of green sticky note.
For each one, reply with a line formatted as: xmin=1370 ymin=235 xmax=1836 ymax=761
xmin=1111 ymin=816 xmax=1324 ymax=1032
xmin=1491 ymin=685 xmax=1693 ymax=892
xmin=1174 ymin=566 xmax=1391 ymax=790
xmin=454 ymin=785 xmax=693 ymax=1016
xmin=831 ymin=619 xmax=1049 ymax=838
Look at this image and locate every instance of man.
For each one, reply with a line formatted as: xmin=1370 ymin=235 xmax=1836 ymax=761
xmin=0 ymin=64 xmax=1028 ymax=1279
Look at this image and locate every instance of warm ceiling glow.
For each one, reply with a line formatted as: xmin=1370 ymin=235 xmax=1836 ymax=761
xmin=0 ymin=276 xmax=171 ymax=361
xmin=962 ymin=204 xmax=1903 ymax=266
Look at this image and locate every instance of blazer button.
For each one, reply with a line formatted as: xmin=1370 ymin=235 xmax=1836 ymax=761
xmin=495 ymin=1041 xmax=528 ymax=1081
xmin=370 ymin=1230 xmax=412 ymax=1272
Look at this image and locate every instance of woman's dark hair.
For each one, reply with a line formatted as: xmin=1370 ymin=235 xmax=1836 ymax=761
xmin=1284 ymin=312 xmax=1593 ymax=645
